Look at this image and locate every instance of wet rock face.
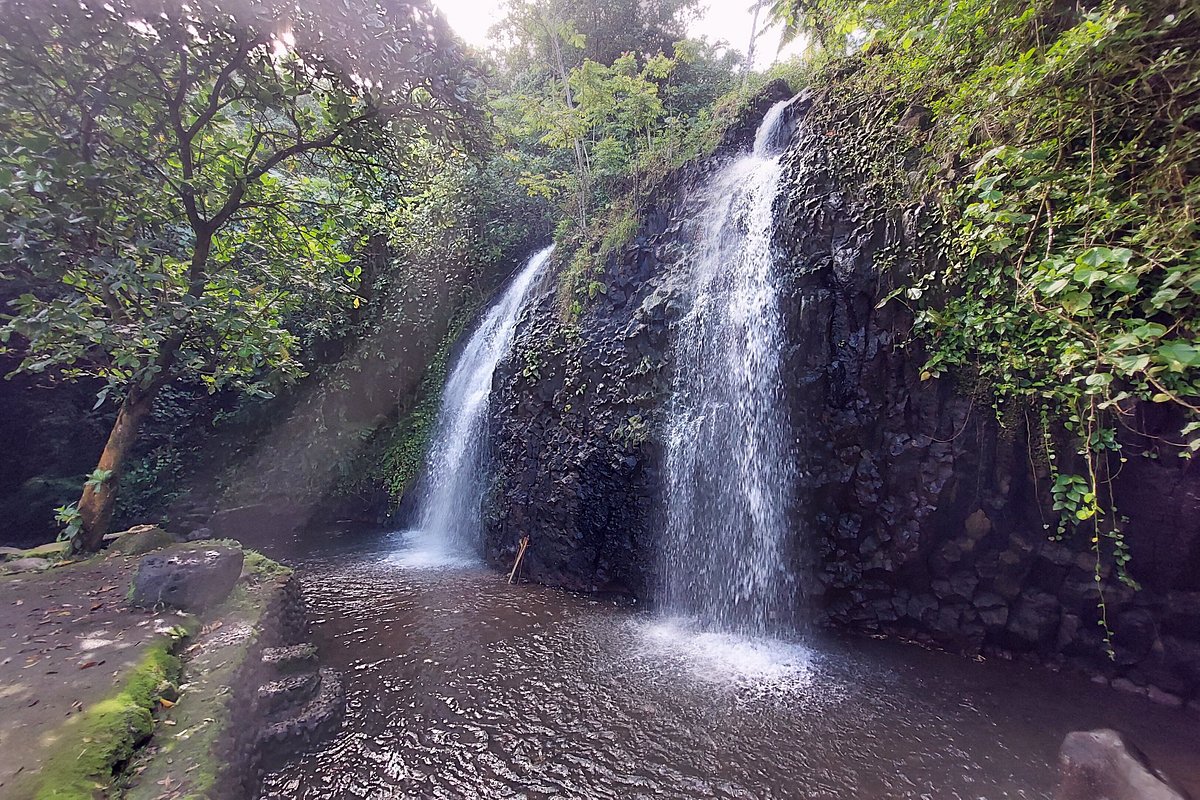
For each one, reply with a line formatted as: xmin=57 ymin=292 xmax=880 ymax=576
xmin=483 ymin=88 xmax=1200 ymax=702
xmin=131 ymin=546 xmax=244 ymax=611
xmin=484 ymin=81 xmax=798 ymax=596
xmin=483 ymin=225 xmax=673 ymax=595
xmin=771 ymin=107 xmax=1200 ymax=702
xmin=1055 ymin=729 xmax=1190 ymax=800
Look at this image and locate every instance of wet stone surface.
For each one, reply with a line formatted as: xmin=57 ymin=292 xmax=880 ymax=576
xmin=131 ymin=545 xmax=244 ymax=611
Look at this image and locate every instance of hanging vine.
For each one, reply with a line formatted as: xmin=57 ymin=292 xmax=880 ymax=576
xmin=794 ymin=0 xmax=1199 ymax=655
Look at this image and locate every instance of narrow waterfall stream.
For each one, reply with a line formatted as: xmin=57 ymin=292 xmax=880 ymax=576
xmin=399 ymin=245 xmax=552 ymax=566
xmin=662 ymin=99 xmax=797 ymax=635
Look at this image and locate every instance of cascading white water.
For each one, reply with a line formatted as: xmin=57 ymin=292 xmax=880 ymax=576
xmin=661 ymin=100 xmax=797 ymax=635
xmin=400 ymin=245 xmax=553 ymax=566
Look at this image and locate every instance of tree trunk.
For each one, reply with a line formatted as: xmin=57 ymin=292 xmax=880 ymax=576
xmin=74 ymin=386 xmax=158 ymax=552
xmin=547 ymin=25 xmax=590 ymax=227
xmin=72 ymin=231 xmax=210 ymax=552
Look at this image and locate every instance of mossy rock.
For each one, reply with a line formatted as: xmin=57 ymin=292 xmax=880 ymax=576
xmin=21 ymin=540 xmax=69 ymax=558
xmin=23 ymin=642 xmax=182 ymax=800
xmin=108 ymin=525 xmax=176 ymax=555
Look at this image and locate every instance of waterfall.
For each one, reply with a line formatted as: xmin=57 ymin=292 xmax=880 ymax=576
xmin=400 ymin=245 xmax=553 ymax=566
xmin=661 ymin=99 xmax=797 ymax=635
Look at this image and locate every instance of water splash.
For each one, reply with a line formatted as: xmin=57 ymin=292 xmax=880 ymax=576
xmin=661 ymin=100 xmax=797 ymax=635
xmin=634 ymin=617 xmax=820 ymax=695
xmin=397 ymin=245 xmax=553 ymax=568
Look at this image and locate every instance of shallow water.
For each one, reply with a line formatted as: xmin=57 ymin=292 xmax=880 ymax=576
xmin=257 ymin=529 xmax=1200 ymax=799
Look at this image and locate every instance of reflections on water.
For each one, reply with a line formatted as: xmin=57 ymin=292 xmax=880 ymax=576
xmin=258 ymin=530 xmax=1200 ymax=800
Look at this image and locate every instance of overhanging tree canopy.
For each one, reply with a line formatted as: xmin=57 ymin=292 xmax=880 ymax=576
xmin=0 ymin=0 xmax=482 ymax=550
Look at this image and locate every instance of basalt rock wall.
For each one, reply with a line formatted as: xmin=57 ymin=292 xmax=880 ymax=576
xmin=484 ymin=81 xmax=797 ymax=596
xmin=483 ymin=85 xmax=1200 ymax=705
xmin=774 ymin=94 xmax=1200 ymax=705
xmin=483 ymin=86 xmax=791 ymax=596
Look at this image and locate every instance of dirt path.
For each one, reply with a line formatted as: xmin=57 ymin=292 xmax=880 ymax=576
xmin=0 ymin=555 xmax=180 ymax=797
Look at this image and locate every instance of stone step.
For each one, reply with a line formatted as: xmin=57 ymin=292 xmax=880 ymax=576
xmin=257 ymin=671 xmax=320 ymax=717
xmin=258 ymin=668 xmax=345 ymax=755
xmin=261 ymin=643 xmax=317 ymax=673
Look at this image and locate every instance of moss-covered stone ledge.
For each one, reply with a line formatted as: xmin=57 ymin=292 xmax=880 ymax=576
xmin=120 ymin=546 xmax=317 ymax=800
xmin=0 ymin=536 xmax=334 ymax=800
xmin=25 ymin=636 xmax=189 ymax=800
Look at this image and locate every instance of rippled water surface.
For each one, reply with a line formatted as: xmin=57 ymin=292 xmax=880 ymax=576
xmin=257 ymin=529 xmax=1200 ymax=799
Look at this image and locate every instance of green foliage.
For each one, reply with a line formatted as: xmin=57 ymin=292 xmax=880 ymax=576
xmin=499 ymin=47 xmax=679 ymax=225
xmin=493 ymin=0 xmax=701 ymax=74
xmin=0 ymin=0 xmax=482 ymax=541
xmin=491 ymin=0 xmax=753 ymax=306
xmin=792 ymin=0 xmax=1198 ymax=648
xmin=554 ymin=204 xmax=638 ymax=320
xmin=0 ymin=0 xmax=478 ymax=402
xmin=53 ymin=502 xmax=82 ymax=543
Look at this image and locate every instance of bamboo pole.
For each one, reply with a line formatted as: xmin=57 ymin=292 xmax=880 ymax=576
xmin=508 ymin=536 xmax=530 ymax=584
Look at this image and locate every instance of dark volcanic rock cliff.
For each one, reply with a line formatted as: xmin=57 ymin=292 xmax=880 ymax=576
xmin=774 ymin=96 xmax=1200 ymax=702
xmin=484 ymin=82 xmax=797 ymax=596
xmin=482 ymin=85 xmax=1200 ymax=705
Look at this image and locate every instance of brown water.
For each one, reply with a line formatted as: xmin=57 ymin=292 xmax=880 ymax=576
xmin=256 ymin=528 xmax=1200 ymax=799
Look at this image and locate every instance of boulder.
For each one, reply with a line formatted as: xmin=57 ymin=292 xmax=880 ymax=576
xmin=21 ymin=541 xmax=68 ymax=558
xmin=1 ymin=557 xmax=51 ymax=573
xmin=109 ymin=524 xmax=176 ymax=555
xmin=181 ymin=526 xmax=214 ymax=543
xmin=131 ymin=546 xmax=244 ymax=611
xmin=1055 ymin=729 xmax=1190 ymax=800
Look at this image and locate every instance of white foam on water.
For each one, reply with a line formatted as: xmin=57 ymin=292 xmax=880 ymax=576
xmin=388 ymin=528 xmax=483 ymax=570
xmin=632 ymin=617 xmax=823 ymax=695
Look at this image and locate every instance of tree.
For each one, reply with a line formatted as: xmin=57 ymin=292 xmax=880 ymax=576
xmin=0 ymin=0 xmax=480 ymax=550
xmin=767 ymin=0 xmax=845 ymax=52
xmin=494 ymin=0 xmax=701 ymax=71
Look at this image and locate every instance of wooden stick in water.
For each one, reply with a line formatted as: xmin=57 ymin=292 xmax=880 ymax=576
xmin=508 ymin=536 xmax=530 ymax=584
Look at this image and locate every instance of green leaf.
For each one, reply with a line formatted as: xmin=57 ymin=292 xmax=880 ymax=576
xmin=1155 ymin=342 xmax=1200 ymax=372
xmin=1104 ymin=273 xmax=1138 ymax=293
xmin=1078 ymin=247 xmax=1111 ymax=268
xmin=1042 ymin=278 xmax=1070 ymax=296
xmin=1110 ymin=354 xmax=1149 ymax=374
xmin=1060 ymin=291 xmax=1093 ymax=314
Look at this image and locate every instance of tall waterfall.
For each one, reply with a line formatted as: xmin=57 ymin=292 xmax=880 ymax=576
xmin=401 ymin=245 xmax=553 ymax=565
xmin=661 ymin=100 xmax=797 ymax=635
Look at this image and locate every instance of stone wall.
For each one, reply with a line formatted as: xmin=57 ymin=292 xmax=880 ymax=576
xmin=482 ymin=85 xmax=1200 ymax=707
xmin=214 ymin=571 xmax=310 ymax=798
